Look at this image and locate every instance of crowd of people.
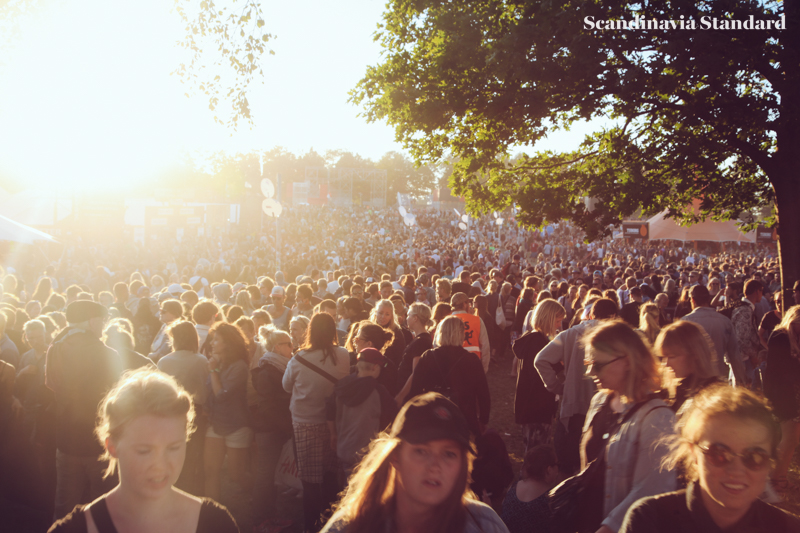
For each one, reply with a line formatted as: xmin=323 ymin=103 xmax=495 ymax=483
xmin=1 ymin=203 xmax=799 ymax=533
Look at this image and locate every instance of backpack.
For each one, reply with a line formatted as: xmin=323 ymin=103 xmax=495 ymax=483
xmin=431 ymin=353 xmax=462 ymax=404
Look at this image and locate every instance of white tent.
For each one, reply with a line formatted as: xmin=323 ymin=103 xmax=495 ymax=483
xmin=0 ymin=214 xmax=58 ymax=244
xmin=646 ymin=210 xmax=755 ymax=243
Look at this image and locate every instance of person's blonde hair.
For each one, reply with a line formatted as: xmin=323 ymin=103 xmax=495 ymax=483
xmin=654 ymin=321 xmax=717 ymax=401
xmin=259 ymin=324 xmax=291 ymax=352
xmin=434 ymin=315 xmax=465 ymax=347
xmin=407 ymin=302 xmax=433 ymax=329
xmin=531 ymin=299 xmax=566 ymax=338
xmin=638 ymin=302 xmax=661 ymax=346
xmin=583 ymin=319 xmax=661 ymax=403
xmin=330 ymin=435 xmax=475 ymax=533
xmin=662 ymin=384 xmax=780 ymax=482
xmin=96 ymin=368 xmax=194 ymax=479
xmin=774 ymin=304 xmax=800 ymax=356
xmin=369 ymin=299 xmax=402 ymax=332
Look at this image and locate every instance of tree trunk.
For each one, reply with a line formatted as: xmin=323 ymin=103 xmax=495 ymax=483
xmin=773 ymin=173 xmax=800 ymax=314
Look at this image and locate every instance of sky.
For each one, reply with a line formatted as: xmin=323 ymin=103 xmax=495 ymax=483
xmin=0 ymin=0 xmax=592 ymax=193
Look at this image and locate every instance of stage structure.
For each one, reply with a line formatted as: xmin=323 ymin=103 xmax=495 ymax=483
xmin=303 ymin=167 xmax=387 ymax=207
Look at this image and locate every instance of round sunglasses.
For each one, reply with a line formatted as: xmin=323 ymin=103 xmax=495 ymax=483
xmin=696 ymin=442 xmax=772 ymax=471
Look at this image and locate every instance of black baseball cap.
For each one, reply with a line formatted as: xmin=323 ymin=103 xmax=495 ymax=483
xmin=390 ymin=392 xmax=475 ymax=453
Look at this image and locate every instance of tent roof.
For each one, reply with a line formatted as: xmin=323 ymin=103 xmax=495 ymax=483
xmin=645 ymin=210 xmax=755 ymax=243
xmin=0 ymin=214 xmax=58 ymax=244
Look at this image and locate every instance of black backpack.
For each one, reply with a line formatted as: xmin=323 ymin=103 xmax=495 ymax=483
xmin=432 ymin=353 xmax=462 ymax=404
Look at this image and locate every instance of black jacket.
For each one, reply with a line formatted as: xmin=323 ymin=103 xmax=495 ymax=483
xmin=620 ymin=482 xmax=800 ymax=533
xmin=408 ymin=345 xmax=490 ymax=437
xmin=512 ymin=331 xmax=558 ymax=425
xmin=251 ymin=357 xmax=292 ymax=435
xmin=45 ymin=328 xmax=124 ymax=457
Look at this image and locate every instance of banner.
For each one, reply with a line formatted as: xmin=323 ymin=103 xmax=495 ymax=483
xmin=755 ymin=225 xmax=778 ymax=244
xmin=622 ymin=221 xmax=649 ymax=240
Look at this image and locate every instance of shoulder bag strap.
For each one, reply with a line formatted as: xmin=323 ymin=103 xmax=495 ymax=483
xmin=295 ymin=353 xmax=339 ymax=384
xmin=89 ymin=497 xmax=120 ymax=533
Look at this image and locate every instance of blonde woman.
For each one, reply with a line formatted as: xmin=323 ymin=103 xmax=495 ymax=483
xmin=234 ymin=290 xmax=255 ymax=317
xmin=395 ymin=303 xmax=434 ymax=405
xmin=621 ymin=385 xmax=797 ymax=532
xmin=654 ymin=321 xmax=719 ymax=416
xmin=369 ymin=299 xmax=408 ymax=384
xmin=637 ymin=302 xmax=662 ymax=346
xmin=48 ymin=368 xmax=238 ymax=532
xmin=764 ymin=305 xmax=800 ymax=492
xmin=513 ymin=299 xmax=565 ymax=451
xmin=578 ymin=320 xmax=676 ymax=533
xmin=408 ymin=316 xmax=490 ymax=439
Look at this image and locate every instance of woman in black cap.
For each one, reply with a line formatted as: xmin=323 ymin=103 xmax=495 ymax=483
xmin=320 ymin=392 xmax=509 ymax=533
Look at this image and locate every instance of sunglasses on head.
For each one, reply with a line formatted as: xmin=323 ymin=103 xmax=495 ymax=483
xmin=696 ymin=442 xmax=772 ymax=471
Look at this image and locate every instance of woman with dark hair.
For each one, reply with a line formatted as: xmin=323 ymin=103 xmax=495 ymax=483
xmin=401 ymin=274 xmax=416 ymax=306
xmin=203 ymin=322 xmax=252 ymax=503
xmin=674 ymin=286 xmax=693 ymax=321
xmin=500 ymin=445 xmax=558 ymax=533
xmin=320 ymin=393 xmax=508 ymax=533
xmin=283 ymin=313 xmax=351 ymax=532
xmin=431 ymin=302 xmax=453 ymax=333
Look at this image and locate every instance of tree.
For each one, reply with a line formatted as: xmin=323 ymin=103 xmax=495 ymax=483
xmin=375 ymin=151 xmax=437 ymax=202
xmin=352 ymin=0 xmax=799 ymax=306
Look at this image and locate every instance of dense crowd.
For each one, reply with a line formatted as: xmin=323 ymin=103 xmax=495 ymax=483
xmin=1 ymin=204 xmax=799 ymax=533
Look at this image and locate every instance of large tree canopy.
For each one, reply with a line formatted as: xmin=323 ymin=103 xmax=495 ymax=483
xmin=353 ymin=0 xmax=800 ymax=297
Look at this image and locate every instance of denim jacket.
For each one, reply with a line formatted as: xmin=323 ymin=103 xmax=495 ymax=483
xmin=584 ymin=392 xmax=678 ymax=532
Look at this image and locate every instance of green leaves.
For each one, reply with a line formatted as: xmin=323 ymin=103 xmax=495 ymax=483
xmin=354 ymin=0 xmax=788 ymax=240
xmin=173 ymin=0 xmax=274 ymax=129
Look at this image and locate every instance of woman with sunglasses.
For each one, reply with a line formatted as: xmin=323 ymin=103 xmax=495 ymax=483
xmin=579 ymin=320 xmax=676 ymax=533
xmin=620 ymin=384 xmax=800 ymax=532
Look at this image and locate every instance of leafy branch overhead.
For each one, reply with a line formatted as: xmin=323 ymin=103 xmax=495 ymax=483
xmin=352 ymin=0 xmax=791 ymax=240
xmin=174 ymin=0 xmax=274 ymax=129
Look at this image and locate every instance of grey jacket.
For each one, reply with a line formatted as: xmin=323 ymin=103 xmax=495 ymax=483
xmin=282 ymin=347 xmax=351 ymax=424
xmin=534 ymin=320 xmax=598 ymax=425
xmin=320 ymin=498 xmax=509 ymax=533
xmin=584 ymin=392 xmax=677 ymax=533
xmin=681 ymin=306 xmax=741 ymax=380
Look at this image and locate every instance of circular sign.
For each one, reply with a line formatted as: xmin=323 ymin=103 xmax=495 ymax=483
xmin=262 ymin=198 xmax=283 ymax=217
xmin=261 ymin=178 xmax=275 ymax=199
xmin=458 ymin=222 xmax=467 ymax=230
xmin=496 ymin=218 xmax=504 ymax=226
xmin=640 ymin=224 xmax=648 ymax=237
